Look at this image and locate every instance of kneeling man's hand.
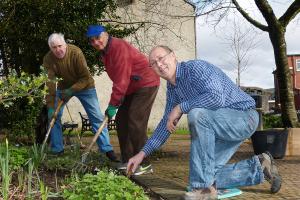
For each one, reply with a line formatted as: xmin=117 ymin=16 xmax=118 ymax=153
xmin=127 ymin=151 xmax=146 ymax=176
xmin=167 ymin=104 xmax=182 ymax=133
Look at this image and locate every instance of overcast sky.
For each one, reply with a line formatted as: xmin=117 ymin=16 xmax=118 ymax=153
xmin=195 ymin=1 xmax=300 ymax=89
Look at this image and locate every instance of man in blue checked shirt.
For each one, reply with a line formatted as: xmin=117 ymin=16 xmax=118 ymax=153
xmin=127 ymin=45 xmax=282 ymax=200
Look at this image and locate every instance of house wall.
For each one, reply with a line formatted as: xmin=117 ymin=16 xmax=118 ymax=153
xmin=288 ymin=55 xmax=300 ymax=110
xmin=288 ymin=55 xmax=300 ymax=89
xmin=62 ymin=0 xmax=196 ymax=130
xmin=274 ymin=54 xmax=300 ymax=111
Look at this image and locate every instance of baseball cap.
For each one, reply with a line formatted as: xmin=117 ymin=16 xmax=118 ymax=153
xmin=86 ymin=25 xmax=106 ymax=37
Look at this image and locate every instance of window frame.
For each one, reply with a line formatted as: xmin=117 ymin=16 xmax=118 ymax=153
xmin=296 ymin=59 xmax=300 ymax=71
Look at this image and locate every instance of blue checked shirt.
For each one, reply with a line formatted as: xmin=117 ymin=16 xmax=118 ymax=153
xmin=142 ymin=60 xmax=256 ymax=156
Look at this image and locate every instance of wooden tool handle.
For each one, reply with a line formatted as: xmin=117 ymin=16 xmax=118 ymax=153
xmin=85 ymin=116 xmax=109 ymax=153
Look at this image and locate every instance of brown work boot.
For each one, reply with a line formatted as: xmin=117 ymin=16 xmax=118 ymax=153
xmin=183 ymin=186 xmax=217 ymax=200
xmin=258 ymin=152 xmax=282 ymax=193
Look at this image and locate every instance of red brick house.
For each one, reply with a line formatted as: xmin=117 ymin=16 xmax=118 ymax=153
xmin=273 ymin=54 xmax=300 ymax=111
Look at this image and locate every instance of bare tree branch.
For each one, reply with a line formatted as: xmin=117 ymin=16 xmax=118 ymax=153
xmin=254 ymin=0 xmax=279 ymax=26
xmin=221 ymin=19 xmax=260 ymax=86
xmin=183 ymin=0 xmax=196 ymax=8
xmin=279 ymin=0 xmax=300 ymax=27
xmin=112 ymin=0 xmax=196 ymax=53
xmin=232 ymin=0 xmax=269 ymax=32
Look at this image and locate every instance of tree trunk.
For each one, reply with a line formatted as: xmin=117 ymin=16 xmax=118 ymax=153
xmin=268 ymin=25 xmax=299 ymax=127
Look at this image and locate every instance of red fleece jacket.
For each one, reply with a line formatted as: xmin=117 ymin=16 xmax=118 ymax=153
xmin=101 ymin=37 xmax=160 ymax=106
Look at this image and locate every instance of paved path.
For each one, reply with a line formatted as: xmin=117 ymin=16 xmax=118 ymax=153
xmin=108 ymin=134 xmax=300 ymax=199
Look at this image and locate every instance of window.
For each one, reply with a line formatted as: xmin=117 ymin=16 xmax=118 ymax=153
xmin=296 ymin=59 xmax=300 ymax=71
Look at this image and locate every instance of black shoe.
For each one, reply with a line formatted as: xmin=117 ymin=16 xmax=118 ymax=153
xmin=106 ymin=150 xmax=119 ymax=162
xmin=258 ymin=151 xmax=282 ymax=193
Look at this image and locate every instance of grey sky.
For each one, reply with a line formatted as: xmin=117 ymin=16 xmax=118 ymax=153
xmin=195 ymin=1 xmax=300 ymax=89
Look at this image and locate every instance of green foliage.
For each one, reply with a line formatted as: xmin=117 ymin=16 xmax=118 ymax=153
xmin=0 ymin=0 xmax=139 ymax=76
xmin=63 ymin=171 xmax=149 ymax=200
xmin=0 ymin=98 xmax=44 ymax=141
xmin=30 ymin=143 xmax=46 ymax=169
xmin=263 ymin=114 xmax=283 ymax=129
xmin=39 ymin=181 xmax=50 ymax=200
xmin=147 ymin=128 xmax=189 ymax=135
xmin=0 ymin=68 xmax=51 ymax=141
xmin=174 ymin=128 xmax=189 ymax=135
xmin=0 ymin=69 xmax=48 ymax=138
xmin=0 ymin=143 xmax=149 ymax=199
xmin=0 ymin=69 xmax=48 ymax=107
xmin=0 ymin=139 xmax=11 ymax=200
xmin=44 ymin=154 xmax=79 ymax=172
xmin=43 ymin=149 xmax=110 ymax=172
xmin=0 ymin=143 xmax=29 ymax=170
xmin=27 ymin=159 xmax=34 ymax=199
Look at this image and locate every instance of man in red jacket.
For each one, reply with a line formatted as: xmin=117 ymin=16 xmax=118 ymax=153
xmin=86 ymin=25 xmax=160 ymax=175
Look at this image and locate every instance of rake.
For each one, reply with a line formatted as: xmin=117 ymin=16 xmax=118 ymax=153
xmin=75 ymin=116 xmax=108 ymax=172
xmin=41 ymin=99 xmax=64 ymax=154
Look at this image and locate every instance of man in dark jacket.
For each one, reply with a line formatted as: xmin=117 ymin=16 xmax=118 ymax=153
xmin=86 ymin=25 xmax=160 ymax=175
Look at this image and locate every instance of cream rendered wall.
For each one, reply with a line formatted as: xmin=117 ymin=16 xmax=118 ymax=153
xmin=62 ymin=0 xmax=195 ymax=130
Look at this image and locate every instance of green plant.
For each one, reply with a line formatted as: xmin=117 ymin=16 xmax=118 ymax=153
xmin=0 ymin=67 xmax=53 ymax=142
xmin=39 ymin=181 xmax=49 ymax=200
xmin=174 ymin=128 xmax=189 ymax=135
xmin=0 ymin=143 xmax=29 ymax=170
xmin=27 ymin=159 xmax=34 ymax=200
xmin=31 ymin=143 xmax=45 ymax=169
xmin=0 ymin=70 xmax=48 ymax=107
xmin=44 ymin=155 xmax=78 ymax=172
xmin=263 ymin=114 xmax=283 ymax=129
xmin=0 ymin=0 xmax=138 ymax=76
xmin=63 ymin=170 xmax=149 ymax=200
xmin=0 ymin=139 xmax=11 ymax=200
xmin=17 ymin=168 xmax=25 ymax=193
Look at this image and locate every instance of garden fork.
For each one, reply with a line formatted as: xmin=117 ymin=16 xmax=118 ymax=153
xmin=41 ymin=99 xmax=64 ymax=154
xmin=75 ymin=116 xmax=108 ymax=172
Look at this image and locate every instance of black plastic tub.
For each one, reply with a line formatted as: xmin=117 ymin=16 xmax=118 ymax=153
xmin=251 ymin=129 xmax=288 ymax=159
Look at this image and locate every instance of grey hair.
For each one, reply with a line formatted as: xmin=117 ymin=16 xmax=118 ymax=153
xmin=150 ymin=45 xmax=173 ymax=54
xmin=48 ymin=33 xmax=66 ymax=47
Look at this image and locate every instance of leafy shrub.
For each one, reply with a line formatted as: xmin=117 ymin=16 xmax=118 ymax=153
xmin=0 ymin=98 xmax=44 ymax=142
xmin=0 ymin=144 xmax=29 ymax=170
xmin=43 ymin=150 xmax=110 ymax=172
xmin=63 ymin=171 xmax=149 ymax=200
xmin=263 ymin=114 xmax=283 ymax=129
xmin=0 ymin=69 xmax=49 ymax=142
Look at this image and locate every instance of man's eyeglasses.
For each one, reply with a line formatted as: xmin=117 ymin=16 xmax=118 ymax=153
xmin=150 ymin=52 xmax=172 ymax=67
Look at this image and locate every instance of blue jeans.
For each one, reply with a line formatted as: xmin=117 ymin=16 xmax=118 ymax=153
xmin=50 ymin=88 xmax=113 ymax=153
xmin=187 ymin=108 xmax=263 ymax=189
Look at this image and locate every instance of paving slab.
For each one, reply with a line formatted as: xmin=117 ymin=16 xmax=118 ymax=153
xmin=132 ymin=174 xmax=186 ymax=200
xmin=105 ymin=134 xmax=300 ymax=199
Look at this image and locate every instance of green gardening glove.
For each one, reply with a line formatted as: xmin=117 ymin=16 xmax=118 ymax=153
xmin=47 ymin=107 xmax=54 ymax=120
xmin=105 ymin=105 xmax=118 ymax=119
xmin=61 ymin=88 xmax=73 ymax=102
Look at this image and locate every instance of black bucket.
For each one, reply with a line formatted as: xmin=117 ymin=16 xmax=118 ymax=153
xmin=251 ymin=129 xmax=288 ymax=159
